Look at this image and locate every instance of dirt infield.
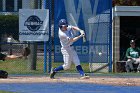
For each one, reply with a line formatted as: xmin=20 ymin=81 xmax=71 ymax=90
xmin=0 ymin=76 xmax=140 ymax=86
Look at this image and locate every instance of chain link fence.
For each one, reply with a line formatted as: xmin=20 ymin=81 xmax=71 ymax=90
xmin=0 ymin=0 xmax=112 ymax=75
xmin=0 ymin=0 xmax=53 ymax=75
xmin=54 ymin=0 xmax=112 ymax=73
xmin=0 ymin=42 xmax=45 ymax=74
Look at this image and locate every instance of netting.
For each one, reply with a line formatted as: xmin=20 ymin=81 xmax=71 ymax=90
xmin=54 ymin=0 xmax=112 ymax=72
xmin=0 ymin=0 xmax=112 ymax=75
xmin=0 ymin=0 xmax=52 ymax=74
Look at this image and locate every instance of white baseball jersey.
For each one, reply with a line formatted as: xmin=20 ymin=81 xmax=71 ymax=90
xmin=58 ymin=25 xmax=80 ymax=70
xmin=59 ymin=25 xmax=74 ymax=48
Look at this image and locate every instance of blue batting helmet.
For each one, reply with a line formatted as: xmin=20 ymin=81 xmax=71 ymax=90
xmin=59 ymin=19 xmax=68 ymax=27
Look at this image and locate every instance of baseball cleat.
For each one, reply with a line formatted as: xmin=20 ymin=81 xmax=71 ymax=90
xmin=80 ymin=74 xmax=90 ymax=79
xmin=50 ymin=68 xmax=56 ymax=79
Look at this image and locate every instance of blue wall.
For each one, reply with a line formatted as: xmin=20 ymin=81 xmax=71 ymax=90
xmin=54 ymin=0 xmax=111 ymax=63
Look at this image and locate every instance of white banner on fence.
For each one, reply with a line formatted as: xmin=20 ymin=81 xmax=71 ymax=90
xmin=19 ymin=9 xmax=49 ymax=41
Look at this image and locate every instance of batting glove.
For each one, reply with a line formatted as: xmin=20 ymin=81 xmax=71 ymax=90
xmin=80 ymin=30 xmax=85 ymax=36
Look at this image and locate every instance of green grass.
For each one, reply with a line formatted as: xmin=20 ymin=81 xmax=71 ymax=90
xmin=1 ymin=59 xmax=140 ymax=77
xmin=0 ymin=91 xmax=16 ymax=93
xmin=0 ymin=59 xmax=90 ymax=75
xmin=0 ymin=59 xmax=44 ymax=74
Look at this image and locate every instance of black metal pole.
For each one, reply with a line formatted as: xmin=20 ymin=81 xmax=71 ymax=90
xmin=28 ymin=42 xmax=37 ymax=70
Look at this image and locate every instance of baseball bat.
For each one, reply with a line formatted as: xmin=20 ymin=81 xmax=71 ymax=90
xmin=69 ymin=13 xmax=86 ymax=43
xmin=83 ymin=35 xmax=86 ymax=43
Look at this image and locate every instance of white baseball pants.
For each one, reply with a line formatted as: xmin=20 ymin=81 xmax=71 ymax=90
xmin=61 ymin=46 xmax=80 ymax=70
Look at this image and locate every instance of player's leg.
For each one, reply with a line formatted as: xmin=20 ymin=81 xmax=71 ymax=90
xmin=50 ymin=65 xmax=64 ymax=79
xmin=73 ymin=57 xmax=89 ymax=79
xmin=71 ymin=48 xmax=87 ymax=77
xmin=126 ymin=59 xmax=135 ymax=72
xmin=135 ymin=58 xmax=140 ymax=72
xmin=61 ymin=48 xmax=72 ymax=70
xmin=125 ymin=63 xmax=131 ymax=72
xmin=50 ymin=49 xmax=72 ymax=78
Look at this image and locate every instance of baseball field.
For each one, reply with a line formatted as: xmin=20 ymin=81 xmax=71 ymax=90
xmin=0 ymin=58 xmax=140 ymax=93
xmin=0 ymin=74 xmax=140 ymax=93
xmin=0 ymin=0 xmax=140 ymax=93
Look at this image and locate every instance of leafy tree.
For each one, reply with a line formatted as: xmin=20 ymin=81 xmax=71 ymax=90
xmin=113 ymin=0 xmax=140 ymax=6
xmin=0 ymin=15 xmax=18 ymax=40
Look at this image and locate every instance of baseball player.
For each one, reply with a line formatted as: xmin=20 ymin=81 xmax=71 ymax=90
xmin=0 ymin=52 xmax=22 ymax=61
xmin=50 ymin=19 xmax=89 ymax=79
xmin=125 ymin=40 xmax=140 ymax=72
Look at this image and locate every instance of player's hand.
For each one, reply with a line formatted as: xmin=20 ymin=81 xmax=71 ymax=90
xmin=80 ymin=31 xmax=85 ymax=36
xmin=80 ymin=30 xmax=85 ymax=34
xmin=81 ymin=33 xmax=85 ymax=37
xmin=79 ymin=34 xmax=84 ymax=38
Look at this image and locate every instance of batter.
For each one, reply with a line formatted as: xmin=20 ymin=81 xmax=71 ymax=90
xmin=50 ymin=19 xmax=89 ymax=79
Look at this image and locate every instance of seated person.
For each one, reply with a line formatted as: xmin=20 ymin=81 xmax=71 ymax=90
xmin=0 ymin=52 xmax=22 ymax=61
xmin=125 ymin=40 xmax=140 ymax=72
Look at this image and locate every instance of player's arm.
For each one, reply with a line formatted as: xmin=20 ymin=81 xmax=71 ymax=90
xmin=72 ymin=26 xmax=86 ymax=43
xmin=0 ymin=52 xmax=23 ymax=61
xmin=72 ymin=26 xmax=81 ymax=31
xmin=5 ymin=55 xmax=22 ymax=60
xmin=60 ymin=34 xmax=83 ymax=43
xmin=125 ymin=48 xmax=132 ymax=59
xmin=137 ymin=47 xmax=140 ymax=58
xmin=69 ymin=34 xmax=83 ymax=42
xmin=71 ymin=26 xmax=85 ymax=36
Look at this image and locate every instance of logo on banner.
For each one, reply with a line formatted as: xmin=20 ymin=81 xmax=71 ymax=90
xmin=24 ymin=15 xmax=43 ymax=31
